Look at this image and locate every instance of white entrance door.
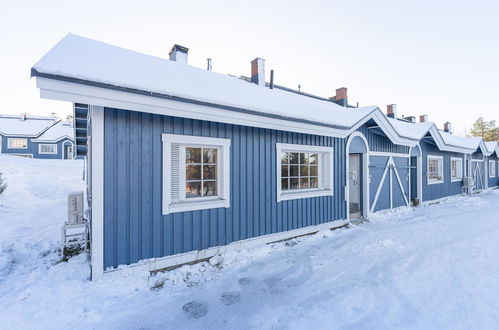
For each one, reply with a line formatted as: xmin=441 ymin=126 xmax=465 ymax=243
xmin=64 ymin=145 xmax=73 ymax=159
xmin=349 ymin=154 xmax=361 ymax=218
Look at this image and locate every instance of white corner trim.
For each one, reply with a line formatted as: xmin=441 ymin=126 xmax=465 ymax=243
xmin=162 ymin=134 xmax=231 ymax=215
xmin=91 ymin=105 xmax=105 ymax=281
xmin=346 ymin=131 xmax=370 ymax=220
xmin=276 ymin=143 xmax=334 ymax=203
xmin=38 ymin=143 xmax=58 ymax=154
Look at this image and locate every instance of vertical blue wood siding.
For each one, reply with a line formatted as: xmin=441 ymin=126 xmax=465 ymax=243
xmin=103 ymin=107 xmax=347 ymax=269
xmin=420 ymin=141 xmax=465 ymax=201
xmin=0 ymin=135 xmax=73 ymax=159
xmin=488 ymin=154 xmax=499 ymax=187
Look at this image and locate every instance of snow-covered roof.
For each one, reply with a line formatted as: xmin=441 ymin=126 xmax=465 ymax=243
xmin=0 ymin=114 xmax=57 ymax=137
xmin=32 ymin=121 xmax=74 ymax=143
xmin=386 ymin=118 xmax=433 ymax=140
xmin=32 ymin=34 xmax=377 ymax=130
xmin=485 ymin=141 xmax=499 ymax=156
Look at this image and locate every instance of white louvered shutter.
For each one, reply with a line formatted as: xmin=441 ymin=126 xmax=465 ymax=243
xmin=171 ymin=144 xmax=180 ymax=203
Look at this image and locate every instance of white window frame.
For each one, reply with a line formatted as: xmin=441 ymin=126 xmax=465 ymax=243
xmin=162 ymin=134 xmax=230 ymax=215
xmin=276 ymin=143 xmax=333 ymax=202
xmin=38 ymin=143 xmax=57 ymax=155
xmin=490 ymin=160 xmax=496 ymax=178
xmin=7 ymin=138 xmax=28 ymax=149
xmin=450 ymin=157 xmax=463 ymax=182
xmin=427 ymin=155 xmax=444 ymax=185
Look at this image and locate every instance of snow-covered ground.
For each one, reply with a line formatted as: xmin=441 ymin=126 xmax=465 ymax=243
xmin=1 ymin=154 xmax=499 ymax=329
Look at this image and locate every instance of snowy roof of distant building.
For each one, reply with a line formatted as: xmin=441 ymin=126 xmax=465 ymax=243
xmin=0 ymin=114 xmax=57 ymax=137
xmin=31 ymin=34 xmax=378 ymax=130
xmin=386 ymin=118 xmax=434 ymax=140
xmin=32 ymin=121 xmax=73 ymax=142
xmin=439 ymin=131 xmax=482 ymax=151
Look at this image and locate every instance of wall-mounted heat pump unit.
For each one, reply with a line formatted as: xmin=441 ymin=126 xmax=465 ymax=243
xmin=68 ymin=191 xmax=84 ymax=224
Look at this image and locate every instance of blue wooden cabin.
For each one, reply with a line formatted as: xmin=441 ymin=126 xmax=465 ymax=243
xmin=31 ymin=34 xmax=497 ymax=280
xmin=0 ymin=114 xmax=75 ymax=159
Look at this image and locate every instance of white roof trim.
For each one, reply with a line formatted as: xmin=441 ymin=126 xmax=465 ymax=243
xmin=36 ymin=77 xmax=367 ymax=139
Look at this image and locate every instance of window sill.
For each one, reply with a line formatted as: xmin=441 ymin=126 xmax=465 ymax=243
xmin=165 ymin=197 xmax=229 ymax=214
xmin=428 ymin=180 xmax=444 ymax=185
xmin=451 ymin=178 xmax=463 ymax=182
xmin=278 ymin=188 xmax=333 ymax=202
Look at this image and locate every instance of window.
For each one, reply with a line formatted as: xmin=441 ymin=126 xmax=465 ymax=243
xmin=427 ymin=155 xmax=444 ymax=184
xmin=450 ymin=157 xmax=463 ymax=182
xmin=490 ymin=160 xmax=496 ymax=178
xmin=39 ymin=144 xmax=57 ymax=154
xmin=8 ymin=138 xmax=27 ymax=149
xmin=162 ymin=134 xmax=230 ymax=214
xmin=276 ymin=143 xmax=333 ymax=202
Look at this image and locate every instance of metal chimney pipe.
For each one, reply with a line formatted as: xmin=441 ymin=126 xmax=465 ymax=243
xmin=270 ymin=70 xmax=274 ymax=89
xmin=207 ymin=58 xmax=212 ymax=71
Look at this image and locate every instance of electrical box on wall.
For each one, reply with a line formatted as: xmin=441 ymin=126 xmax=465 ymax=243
xmin=68 ymin=192 xmax=84 ymax=224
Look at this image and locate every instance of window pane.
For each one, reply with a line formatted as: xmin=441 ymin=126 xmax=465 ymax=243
xmin=300 ymin=177 xmax=309 ymax=189
xmin=203 ymin=181 xmax=217 ymax=196
xmin=186 ymin=165 xmax=201 ymax=180
xmin=186 ymin=182 xmax=202 ymax=198
xmin=186 ymin=148 xmax=201 ymax=163
xmin=281 ymin=165 xmax=289 ymax=177
xmin=203 ymin=148 xmax=217 ymax=163
xmin=289 ymin=153 xmax=299 ymax=164
xmin=281 ymin=178 xmax=289 ymax=190
xmin=290 ymin=178 xmax=299 ymax=190
xmin=310 ymin=165 xmax=318 ymax=176
xmin=310 ymin=177 xmax=318 ymax=188
xmin=300 ymin=165 xmax=309 ymax=176
xmin=309 ymin=153 xmax=318 ymax=164
xmin=203 ymin=165 xmax=217 ymax=179
xmin=281 ymin=152 xmax=289 ymax=164
xmin=289 ymin=165 xmax=299 ymax=177
xmin=300 ymin=153 xmax=309 ymax=164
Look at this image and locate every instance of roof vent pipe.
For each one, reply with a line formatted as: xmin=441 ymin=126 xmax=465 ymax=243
xmin=169 ymin=44 xmax=189 ymax=63
xmin=444 ymin=122 xmax=453 ymax=134
xmin=207 ymin=58 xmax=212 ymax=71
xmin=251 ymin=58 xmax=265 ymax=86
xmin=419 ymin=114 xmax=428 ymax=123
xmin=387 ymin=104 xmax=397 ymax=118
xmin=405 ymin=116 xmax=416 ymax=123
xmin=269 ymin=70 xmax=274 ymax=89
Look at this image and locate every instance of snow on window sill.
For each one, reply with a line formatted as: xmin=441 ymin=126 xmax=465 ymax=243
xmin=278 ymin=188 xmax=333 ymax=202
xmin=428 ymin=179 xmax=444 ymax=185
xmin=451 ymin=177 xmax=463 ymax=182
xmin=167 ymin=197 xmax=228 ymax=214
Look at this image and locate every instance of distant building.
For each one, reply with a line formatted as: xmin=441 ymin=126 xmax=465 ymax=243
xmin=0 ymin=113 xmax=74 ymax=159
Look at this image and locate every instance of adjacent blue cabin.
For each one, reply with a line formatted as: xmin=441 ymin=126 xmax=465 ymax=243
xmin=0 ymin=114 xmax=75 ymax=159
xmin=31 ymin=34 xmax=498 ymax=280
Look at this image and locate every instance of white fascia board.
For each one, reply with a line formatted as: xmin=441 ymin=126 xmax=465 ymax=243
xmin=36 ymin=77 xmax=352 ymax=139
xmin=31 ymin=135 xmax=74 ymax=143
xmin=427 ymin=125 xmax=475 ymax=154
xmin=479 ymin=140 xmax=492 ymax=156
xmin=347 ymin=110 xmax=418 ymax=147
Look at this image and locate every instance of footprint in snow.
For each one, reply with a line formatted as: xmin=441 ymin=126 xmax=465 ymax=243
xmin=182 ymin=301 xmax=208 ymax=319
xmin=221 ymin=291 xmax=241 ymax=305
xmin=238 ymin=277 xmax=251 ymax=286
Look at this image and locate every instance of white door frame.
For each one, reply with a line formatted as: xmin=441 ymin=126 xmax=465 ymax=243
xmin=409 ymin=144 xmax=423 ymax=204
xmin=345 ymin=132 xmax=370 ymax=221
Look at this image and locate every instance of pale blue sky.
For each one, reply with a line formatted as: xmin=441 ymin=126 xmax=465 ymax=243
xmin=1 ymin=0 xmax=498 ymax=135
